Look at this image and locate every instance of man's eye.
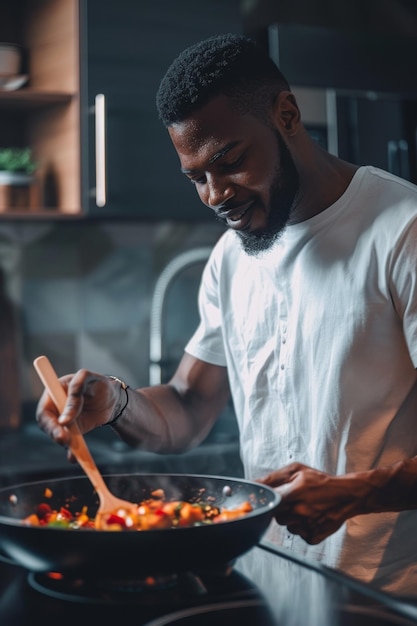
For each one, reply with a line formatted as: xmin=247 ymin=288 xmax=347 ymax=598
xmin=189 ymin=175 xmax=206 ymax=185
xmin=223 ymin=155 xmax=244 ymax=170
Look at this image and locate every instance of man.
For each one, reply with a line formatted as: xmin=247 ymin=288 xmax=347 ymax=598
xmin=36 ymin=34 xmax=417 ymax=595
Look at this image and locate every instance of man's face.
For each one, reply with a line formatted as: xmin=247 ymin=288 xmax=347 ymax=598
xmin=168 ymin=95 xmax=299 ymax=255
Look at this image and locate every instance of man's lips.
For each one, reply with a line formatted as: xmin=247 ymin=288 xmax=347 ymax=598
xmin=217 ymin=201 xmax=254 ymax=230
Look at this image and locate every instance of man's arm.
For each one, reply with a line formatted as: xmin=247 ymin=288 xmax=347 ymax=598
xmin=111 ymin=353 xmax=231 ymax=452
xmin=36 ymin=353 xmax=231 ymax=458
xmin=260 ymin=457 xmax=417 ymax=545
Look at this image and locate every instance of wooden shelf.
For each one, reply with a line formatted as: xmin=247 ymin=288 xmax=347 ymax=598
xmin=0 ymin=90 xmax=74 ymax=109
xmin=0 ymin=0 xmax=81 ymax=215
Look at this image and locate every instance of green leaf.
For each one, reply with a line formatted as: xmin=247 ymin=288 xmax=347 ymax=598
xmin=0 ymin=148 xmax=37 ymax=173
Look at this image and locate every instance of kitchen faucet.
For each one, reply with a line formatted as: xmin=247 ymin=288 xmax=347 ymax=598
xmin=149 ymin=247 xmax=212 ymax=385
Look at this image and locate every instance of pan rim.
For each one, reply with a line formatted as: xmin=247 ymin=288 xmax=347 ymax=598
xmin=0 ymin=472 xmax=281 ymax=531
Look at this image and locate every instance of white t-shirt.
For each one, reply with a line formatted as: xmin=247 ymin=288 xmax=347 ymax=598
xmin=185 ymin=166 xmax=417 ymax=595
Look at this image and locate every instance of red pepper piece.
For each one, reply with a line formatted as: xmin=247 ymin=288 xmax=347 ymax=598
xmin=36 ymin=503 xmax=52 ymax=520
xmin=58 ymin=507 xmax=73 ymax=520
xmin=106 ymin=514 xmax=127 ymax=527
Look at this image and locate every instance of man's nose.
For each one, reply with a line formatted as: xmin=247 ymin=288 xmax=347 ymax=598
xmin=206 ymin=176 xmax=235 ymax=209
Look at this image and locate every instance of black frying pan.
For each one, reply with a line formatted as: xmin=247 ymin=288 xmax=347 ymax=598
xmin=0 ymin=473 xmax=280 ymax=578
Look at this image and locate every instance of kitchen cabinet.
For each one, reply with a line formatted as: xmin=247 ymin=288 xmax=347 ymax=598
xmin=265 ymin=23 xmax=417 ymax=94
xmin=0 ymin=0 xmax=242 ymax=219
xmin=82 ymin=0 xmax=242 ymax=218
xmin=264 ymin=23 xmax=417 ymax=184
xmin=336 ymin=95 xmax=417 ymax=183
xmin=0 ymin=0 xmax=81 ymax=215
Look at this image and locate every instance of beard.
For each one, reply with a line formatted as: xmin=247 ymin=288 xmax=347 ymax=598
xmin=235 ymin=132 xmax=299 ymax=257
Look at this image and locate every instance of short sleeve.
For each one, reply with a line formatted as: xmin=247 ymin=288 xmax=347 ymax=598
xmin=185 ymin=239 xmax=227 ymax=367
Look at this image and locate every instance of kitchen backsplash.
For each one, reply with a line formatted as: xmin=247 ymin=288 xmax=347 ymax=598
xmin=0 ymin=219 xmax=226 ymax=426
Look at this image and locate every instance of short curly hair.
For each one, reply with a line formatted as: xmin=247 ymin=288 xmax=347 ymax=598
xmin=156 ymin=33 xmax=290 ymax=127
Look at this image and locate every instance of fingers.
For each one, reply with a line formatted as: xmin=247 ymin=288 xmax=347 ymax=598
xmin=36 ymin=389 xmax=71 ymax=446
xmin=258 ymin=462 xmax=306 ymax=488
xmin=36 ymin=370 xmax=95 ymax=444
xmin=284 ymin=517 xmax=342 ymax=545
xmin=56 ymin=370 xmax=94 ymax=426
xmin=286 ymin=524 xmax=321 ymax=545
xmin=258 ymin=464 xmax=346 ymax=545
xmin=36 ymin=368 xmax=117 ymax=448
xmin=274 ymin=482 xmax=292 ymax=499
xmin=274 ymin=508 xmax=331 ymax=545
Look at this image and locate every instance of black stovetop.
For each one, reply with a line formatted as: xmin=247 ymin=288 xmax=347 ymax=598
xmin=1 ymin=541 xmax=417 ymax=626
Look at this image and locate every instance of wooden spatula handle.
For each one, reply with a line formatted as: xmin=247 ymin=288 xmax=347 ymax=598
xmin=33 ymin=355 xmax=107 ymax=494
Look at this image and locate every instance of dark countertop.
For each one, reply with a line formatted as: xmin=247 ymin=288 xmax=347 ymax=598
xmin=246 ymin=541 xmax=417 ymax=626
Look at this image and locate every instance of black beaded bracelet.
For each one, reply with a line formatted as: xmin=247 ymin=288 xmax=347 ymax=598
xmin=105 ymin=376 xmax=129 ymax=426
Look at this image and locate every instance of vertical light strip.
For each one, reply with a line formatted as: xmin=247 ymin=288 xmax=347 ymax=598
xmin=326 ymin=89 xmax=339 ymax=156
xmin=268 ymin=24 xmax=280 ymax=66
xmin=95 ymin=93 xmax=106 ymax=207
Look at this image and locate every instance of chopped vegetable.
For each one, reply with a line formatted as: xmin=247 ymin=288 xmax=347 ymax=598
xmin=22 ymin=494 xmax=253 ymax=531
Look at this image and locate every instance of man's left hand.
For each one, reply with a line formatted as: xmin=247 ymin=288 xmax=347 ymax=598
xmin=259 ymin=462 xmax=366 ymax=544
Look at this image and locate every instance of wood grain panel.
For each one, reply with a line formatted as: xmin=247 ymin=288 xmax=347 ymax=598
xmin=30 ymin=97 xmax=81 ymax=212
xmin=23 ymin=0 xmax=79 ymax=93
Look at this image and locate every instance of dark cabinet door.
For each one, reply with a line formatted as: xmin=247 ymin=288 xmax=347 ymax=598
xmin=336 ymin=95 xmax=417 ymax=184
xmin=81 ymin=0 xmax=242 ymax=218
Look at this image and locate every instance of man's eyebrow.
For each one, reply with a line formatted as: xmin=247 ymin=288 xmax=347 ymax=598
xmin=180 ymin=141 xmax=240 ymax=174
xmin=208 ymin=141 xmax=240 ymax=164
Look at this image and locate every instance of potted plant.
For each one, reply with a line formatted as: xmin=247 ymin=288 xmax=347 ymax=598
xmin=0 ymin=148 xmax=38 ymax=211
xmin=0 ymin=147 xmax=37 ymax=185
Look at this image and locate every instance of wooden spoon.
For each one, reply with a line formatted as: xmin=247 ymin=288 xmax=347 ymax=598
xmin=33 ymin=355 xmax=138 ymax=529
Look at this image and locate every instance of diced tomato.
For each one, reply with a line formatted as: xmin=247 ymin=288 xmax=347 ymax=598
xmin=105 ymin=514 xmax=127 ymax=528
xmin=154 ymin=508 xmax=166 ymax=516
xmin=57 ymin=507 xmax=73 ymax=521
xmin=36 ymin=503 xmax=52 ymax=520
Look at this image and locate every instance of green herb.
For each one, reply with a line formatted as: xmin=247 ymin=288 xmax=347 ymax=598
xmin=0 ymin=148 xmax=37 ymax=174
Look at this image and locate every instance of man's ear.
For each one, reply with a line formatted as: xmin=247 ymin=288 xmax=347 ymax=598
xmin=273 ymin=91 xmax=301 ymax=136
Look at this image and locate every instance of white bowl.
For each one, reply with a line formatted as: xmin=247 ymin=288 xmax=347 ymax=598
xmin=0 ymin=44 xmax=21 ymax=76
xmin=0 ymin=74 xmax=28 ymax=91
xmin=0 ymin=172 xmax=33 ymax=186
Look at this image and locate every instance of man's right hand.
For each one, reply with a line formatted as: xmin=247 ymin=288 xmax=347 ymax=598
xmin=35 ymin=369 xmax=124 ymax=459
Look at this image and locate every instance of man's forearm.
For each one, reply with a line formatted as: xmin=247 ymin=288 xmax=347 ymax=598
xmin=110 ymin=383 xmax=217 ymax=453
xmin=358 ymin=456 xmax=417 ymax=514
